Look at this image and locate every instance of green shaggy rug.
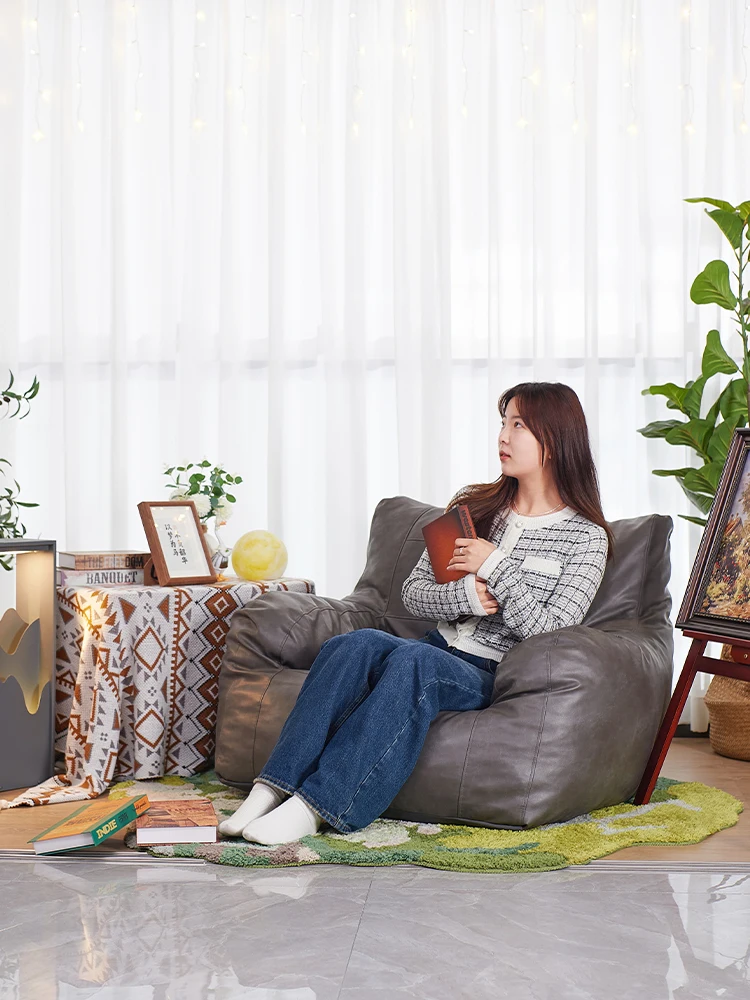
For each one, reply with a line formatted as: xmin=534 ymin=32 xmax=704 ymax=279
xmin=110 ymin=770 xmax=743 ymax=874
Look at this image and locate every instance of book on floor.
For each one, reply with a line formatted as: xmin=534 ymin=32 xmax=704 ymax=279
xmin=135 ymin=798 xmax=218 ymax=846
xmin=57 ymin=551 xmax=151 ymax=571
xmin=56 ymin=568 xmax=144 ymax=587
xmin=422 ymin=504 xmax=477 ymax=583
xmin=29 ymin=794 xmax=150 ymax=855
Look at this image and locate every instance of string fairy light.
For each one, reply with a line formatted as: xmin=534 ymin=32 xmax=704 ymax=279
xmin=130 ymin=2 xmax=143 ymax=122
xmin=192 ymin=0 xmax=207 ymax=129
xmin=682 ymin=2 xmax=696 ymax=134
xmin=238 ymin=0 xmax=258 ymax=135
xmin=30 ymin=1 xmax=44 ymax=141
xmin=624 ymin=0 xmax=638 ymax=135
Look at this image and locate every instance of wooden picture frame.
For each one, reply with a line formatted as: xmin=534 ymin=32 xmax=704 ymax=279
xmin=137 ymin=501 xmax=218 ymax=587
xmin=676 ymin=427 xmax=750 ymax=641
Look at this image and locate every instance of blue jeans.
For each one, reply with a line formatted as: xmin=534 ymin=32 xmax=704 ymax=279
xmin=255 ymin=627 xmax=498 ymax=833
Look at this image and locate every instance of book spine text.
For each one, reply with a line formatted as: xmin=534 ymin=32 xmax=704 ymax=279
xmin=458 ymin=506 xmax=476 ymax=539
xmin=60 ymin=553 xmax=150 ymax=570
xmin=92 ymin=796 xmax=148 ymax=845
xmin=57 ymin=569 xmax=144 ymax=587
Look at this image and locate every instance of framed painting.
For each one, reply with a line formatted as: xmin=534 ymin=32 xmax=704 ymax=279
xmin=676 ymin=428 xmax=750 ymax=641
xmin=137 ymin=501 xmax=218 ymax=587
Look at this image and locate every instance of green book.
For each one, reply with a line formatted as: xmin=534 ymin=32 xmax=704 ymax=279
xmin=28 ymin=794 xmax=150 ymax=855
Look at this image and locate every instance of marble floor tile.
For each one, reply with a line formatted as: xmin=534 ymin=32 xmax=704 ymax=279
xmin=0 ymin=860 xmax=371 ymax=1000
xmin=368 ymin=865 xmax=750 ymax=897
xmin=3 ymin=859 xmax=750 ymax=999
xmin=340 ymin=880 xmax=750 ymax=999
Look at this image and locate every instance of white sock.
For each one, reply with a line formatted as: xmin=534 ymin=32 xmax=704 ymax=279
xmin=218 ymin=781 xmax=290 ymax=837
xmin=241 ymin=793 xmax=323 ymax=845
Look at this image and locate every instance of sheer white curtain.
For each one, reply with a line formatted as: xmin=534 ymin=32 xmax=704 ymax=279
xmin=1 ymin=0 xmax=748 ymax=724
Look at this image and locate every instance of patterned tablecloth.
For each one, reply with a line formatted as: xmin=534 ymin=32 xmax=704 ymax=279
xmin=0 ymin=576 xmax=315 ymax=808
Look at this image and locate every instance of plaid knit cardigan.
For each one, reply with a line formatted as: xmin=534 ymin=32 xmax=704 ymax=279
xmin=401 ymin=505 xmax=609 ymax=662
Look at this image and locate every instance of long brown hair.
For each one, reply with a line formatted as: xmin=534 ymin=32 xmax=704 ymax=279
xmin=446 ymin=382 xmax=615 ymax=562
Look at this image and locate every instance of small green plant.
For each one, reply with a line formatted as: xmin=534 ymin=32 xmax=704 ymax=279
xmin=0 ymin=372 xmax=40 ymax=570
xmin=638 ymin=196 xmax=750 ymax=526
xmin=163 ymin=460 xmax=243 ymax=524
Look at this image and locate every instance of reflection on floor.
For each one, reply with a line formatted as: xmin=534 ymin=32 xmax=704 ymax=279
xmin=1 ymin=858 xmax=750 ymax=999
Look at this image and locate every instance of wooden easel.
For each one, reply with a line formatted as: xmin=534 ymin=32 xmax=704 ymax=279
xmin=634 ymin=629 xmax=750 ymax=804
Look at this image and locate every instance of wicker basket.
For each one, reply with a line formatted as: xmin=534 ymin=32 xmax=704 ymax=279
xmin=704 ymin=643 xmax=750 ymax=761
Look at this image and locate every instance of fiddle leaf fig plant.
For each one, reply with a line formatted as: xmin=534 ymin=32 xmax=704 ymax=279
xmin=0 ymin=372 xmax=40 ymax=570
xmin=638 ymin=197 xmax=750 ymax=527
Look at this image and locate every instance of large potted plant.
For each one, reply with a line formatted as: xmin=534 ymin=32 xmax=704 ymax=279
xmin=0 ymin=373 xmax=40 ymax=569
xmin=639 ymin=197 xmax=750 ymax=758
xmin=638 ymin=197 xmax=750 ymax=526
xmin=0 ymin=372 xmax=56 ymax=792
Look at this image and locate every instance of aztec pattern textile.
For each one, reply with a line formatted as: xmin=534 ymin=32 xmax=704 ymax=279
xmin=0 ymin=577 xmax=315 ymax=809
xmin=402 ymin=505 xmax=609 ymax=662
xmin=110 ymin=770 xmax=742 ymax=874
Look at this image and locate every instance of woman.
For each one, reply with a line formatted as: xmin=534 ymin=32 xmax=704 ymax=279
xmin=219 ymin=381 xmax=613 ymax=845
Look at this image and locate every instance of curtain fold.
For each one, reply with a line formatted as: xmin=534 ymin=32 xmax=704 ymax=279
xmin=1 ymin=0 xmax=747 ymax=724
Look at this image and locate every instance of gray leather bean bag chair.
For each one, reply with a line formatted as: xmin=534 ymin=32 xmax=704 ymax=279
xmin=215 ymin=496 xmax=674 ymax=829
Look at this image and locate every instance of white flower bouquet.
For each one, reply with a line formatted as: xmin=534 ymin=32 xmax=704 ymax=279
xmin=163 ymin=461 xmax=243 ymax=526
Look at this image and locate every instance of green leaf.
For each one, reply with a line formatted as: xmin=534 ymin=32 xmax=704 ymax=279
xmin=683 ymin=467 xmax=718 ymax=496
xmin=736 ymin=201 xmax=750 ymax=222
xmin=685 ymin=196 xmax=736 ymax=212
xmin=676 ymin=478 xmax=715 ymax=514
xmin=690 ymin=260 xmax=738 ymax=310
xmin=652 ymin=468 xmax=694 ymax=478
xmin=225 ymin=493 xmax=236 ymax=503
xmin=664 ymin=418 xmax=713 ymax=457
xmin=200 ymin=460 xmax=212 ymax=468
xmin=15 ymin=501 xmax=38 ymax=508
xmin=701 ymin=329 xmax=740 ymax=379
xmin=682 ymin=376 xmax=707 ymax=420
xmin=707 ymin=416 xmax=742 ymax=463
xmin=697 ymin=460 xmax=724 ymax=490
xmin=188 ymin=473 xmax=205 ymax=484
xmin=164 ymin=467 xmax=174 ymax=476
xmin=706 ymin=209 xmax=745 ymax=250
xmin=226 ymin=475 xmax=234 ymax=483
xmin=234 ymin=476 xmax=243 ymax=484
xmin=641 ymin=383 xmax=688 ymax=413
xmin=718 ymin=378 xmax=748 ymax=423
xmin=679 ymin=514 xmax=708 ymax=526
xmin=705 ymin=394 xmax=722 ymax=428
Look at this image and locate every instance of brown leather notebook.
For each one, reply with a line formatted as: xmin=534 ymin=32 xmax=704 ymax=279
xmin=422 ymin=504 xmax=477 ymax=583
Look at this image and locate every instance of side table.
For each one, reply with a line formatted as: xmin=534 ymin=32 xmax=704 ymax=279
xmin=0 ymin=575 xmax=315 ymax=808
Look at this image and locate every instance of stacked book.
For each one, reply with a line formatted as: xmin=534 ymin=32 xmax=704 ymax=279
xmin=29 ymin=795 xmax=218 ymax=854
xmin=56 ymin=550 xmax=151 ymax=588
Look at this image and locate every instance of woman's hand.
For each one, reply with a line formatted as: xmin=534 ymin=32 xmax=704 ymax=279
xmin=447 ymin=537 xmax=497 ymax=577
xmin=475 ymin=578 xmax=499 ymax=614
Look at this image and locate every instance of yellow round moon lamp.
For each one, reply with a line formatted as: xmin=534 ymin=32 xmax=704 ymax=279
xmin=231 ymin=530 xmax=288 ymax=581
